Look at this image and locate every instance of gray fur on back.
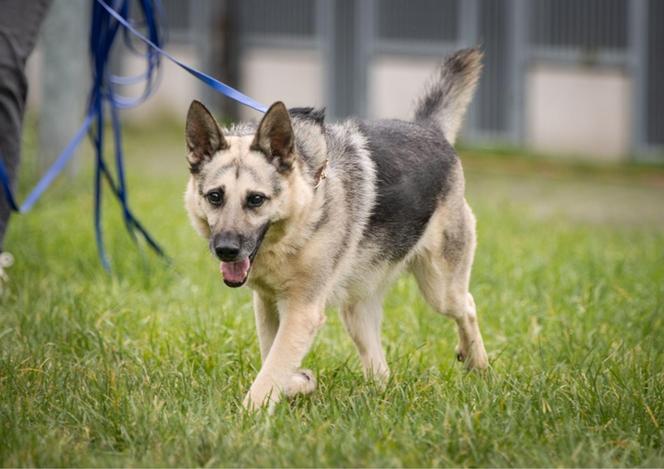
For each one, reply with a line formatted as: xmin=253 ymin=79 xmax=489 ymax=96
xmin=357 ymin=118 xmax=456 ymax=261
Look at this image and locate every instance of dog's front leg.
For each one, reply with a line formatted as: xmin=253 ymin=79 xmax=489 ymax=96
xmin=243 ymin=298 xmax=325 ymax=411
xmin=253 ymin=292 xmax=279 ymax=362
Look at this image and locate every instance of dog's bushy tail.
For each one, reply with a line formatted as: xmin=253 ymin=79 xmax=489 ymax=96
xmin=413 ymin=48 xmax=483 ymax=145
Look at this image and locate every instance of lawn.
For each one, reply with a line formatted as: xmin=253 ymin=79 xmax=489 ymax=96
xmin=1 ymin=121 xmax=663 ymax=467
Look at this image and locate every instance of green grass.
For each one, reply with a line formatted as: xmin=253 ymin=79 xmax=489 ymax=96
xmin=1 ymin=124 xmax=663 ymax=467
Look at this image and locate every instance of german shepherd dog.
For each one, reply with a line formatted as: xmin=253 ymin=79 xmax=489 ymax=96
xmin=184 ymin=48 xmax=489 ymax=411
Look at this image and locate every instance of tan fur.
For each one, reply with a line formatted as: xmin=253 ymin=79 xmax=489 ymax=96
xmin=186 ymin=157 xmax=487 ymax=411
xmin=184 ymin=52 xmax=489 ymax=412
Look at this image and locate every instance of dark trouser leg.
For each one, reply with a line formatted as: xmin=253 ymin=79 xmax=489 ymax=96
xmin=0 ymin=0 xmax=52 ymax=250
xmin=0 ymin=60 xmax=25 ymax=250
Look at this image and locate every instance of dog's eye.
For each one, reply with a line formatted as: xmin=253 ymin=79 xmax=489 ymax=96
xmin=206 ymin=190 xmax=223 ymax=206
xmin=246 ymin=193 xmax=266 ymax=208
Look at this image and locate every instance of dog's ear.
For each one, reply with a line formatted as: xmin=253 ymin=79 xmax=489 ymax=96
xmin=185 ymin=100 xmax=228 ymax=173
xmin=251 ymin=101 xmax=295 ymax=172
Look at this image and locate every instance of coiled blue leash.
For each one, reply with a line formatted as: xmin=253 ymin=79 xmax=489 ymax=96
xmin=87 ymin=0 xmax=166 ymax=270
xmin=0 ymin=0 xmax=268 ymax=271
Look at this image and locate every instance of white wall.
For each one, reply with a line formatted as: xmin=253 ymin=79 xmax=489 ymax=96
xmin=239 ymin=48 xmax=324 ymax=121
xmin=368 ymin=55 xmax=437 ymax=121
xmin=26 ymin=45 xmax=201 ymax=123
xmin=26 ymin=43 xmax=636 ymax=163
xmin=526 ymin=64 xmax=631 ymax=161
xmin=120 ymin=45 xmax=201 ymax=122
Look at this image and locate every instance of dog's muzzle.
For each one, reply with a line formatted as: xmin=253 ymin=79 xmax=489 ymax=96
xmin=211 ymin=224 xmax=270 ymax=288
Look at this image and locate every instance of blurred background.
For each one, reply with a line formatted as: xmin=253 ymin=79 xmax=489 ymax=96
xmin=25 ymin=0 xmax=664 ymax=165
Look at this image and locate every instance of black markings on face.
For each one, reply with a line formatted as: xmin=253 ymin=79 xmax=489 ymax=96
xmin=209 ymin=160 xmax=262 ymax=182
xmin=203 ymin=157 xmax=275 ymax=195
xmin=271 ymin=172 xmax=282 ymax=197
xmin=201 ymin=164 xmax=276 ymax=215
xmin=211 ymin=161 xmax=238 ymax=180
xmin=240 ymin=164 xmax=263 ymax=184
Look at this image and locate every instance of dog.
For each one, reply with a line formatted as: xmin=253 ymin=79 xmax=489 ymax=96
xmin=184 ymin=48 xmax=489 ymax=411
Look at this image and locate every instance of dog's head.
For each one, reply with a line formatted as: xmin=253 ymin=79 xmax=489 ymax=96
xmin=184 ymin=100 xmax=325 ymax=288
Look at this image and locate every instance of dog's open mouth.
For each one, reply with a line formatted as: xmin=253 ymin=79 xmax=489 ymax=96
xmin=220 ymin=257 xmax=251 ymax=287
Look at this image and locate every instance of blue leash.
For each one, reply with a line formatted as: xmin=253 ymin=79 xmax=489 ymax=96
xmin=0 ymin=0 xmax=268 ymax=270
xmin=88 ymin=0 xmax=167 ymax=269
xmin=96 ymin=0 xmax=268 ymax=113
xmin=0 ymin=114 xmax=93 ymax=213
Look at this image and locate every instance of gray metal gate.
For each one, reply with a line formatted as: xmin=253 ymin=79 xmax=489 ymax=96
xmin=164 ymin=0 xmax=663 ymax=160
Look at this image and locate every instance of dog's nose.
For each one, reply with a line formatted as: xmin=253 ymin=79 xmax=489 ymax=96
xmin=214 ymin=232 xmax=241 ymax=261
xmin=216 ymin=244 xmax=240 ymax=261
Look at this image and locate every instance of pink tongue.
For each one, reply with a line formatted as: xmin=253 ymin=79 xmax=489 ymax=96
xmin=220 ymin=257 xmax=251 ymax=284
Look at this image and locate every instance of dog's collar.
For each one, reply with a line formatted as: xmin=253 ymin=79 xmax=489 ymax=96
xmin=313 ymin=160 xmax=328 ymax=190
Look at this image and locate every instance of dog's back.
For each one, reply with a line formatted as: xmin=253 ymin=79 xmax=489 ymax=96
xmin=307 ymin=48 xmax=489 ymax=386
xmin=314 ymin=49 xmax=483 ymax=300
xmin=357 ymin=118 xmax=456 ymax=262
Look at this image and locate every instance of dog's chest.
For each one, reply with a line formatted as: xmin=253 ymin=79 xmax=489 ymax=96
xmin=246 ymin=245 xmax=299 ymax=297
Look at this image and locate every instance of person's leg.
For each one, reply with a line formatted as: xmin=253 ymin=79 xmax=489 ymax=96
xmin=0 ymin=59 xmax=24 ymax=251
xmin=0 ymin=0 xmax=52 ymax=289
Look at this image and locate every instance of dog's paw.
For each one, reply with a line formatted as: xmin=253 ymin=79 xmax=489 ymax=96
xmin=455 ymin=342 xmax=489 ymax=370
xmin=364 ymin=365 xmax=390 ymax=388
xmin=242 ymin=390 xmax=274 ymax=413
xmin=243 ymin=377 xmax=280 ymax=413
xmin=242 ymin=370 xmax=316 ymax=412
xmin=284 ymin=368 xmax=317 ymax=397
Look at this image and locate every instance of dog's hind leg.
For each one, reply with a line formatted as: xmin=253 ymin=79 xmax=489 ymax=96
xmin=341 ymin=296 xmax=390 ymax=383
xmin=411 ymin=203 xmax=489 ymax=370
